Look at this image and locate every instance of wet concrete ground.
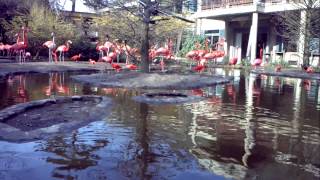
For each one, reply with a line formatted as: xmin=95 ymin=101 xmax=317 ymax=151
xmin=251 ymin=68 xmax=320 ymax=80
xmin=72 ymin=72 xmax=232 ymax=90
xmin=0 ymin=62 xmax=103 ymax=80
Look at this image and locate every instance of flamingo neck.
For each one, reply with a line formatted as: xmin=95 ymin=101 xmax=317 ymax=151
xmin=16 ymin=32 xmax=21 ymax=43
xmin=23 ymin=29 xmax=27 ymax=46
xmin=65 ymin=43 xmax=70 ymax=51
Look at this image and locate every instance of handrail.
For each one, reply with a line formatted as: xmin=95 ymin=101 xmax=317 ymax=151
xmin=200 ymin=0 xmax=302 ymax=10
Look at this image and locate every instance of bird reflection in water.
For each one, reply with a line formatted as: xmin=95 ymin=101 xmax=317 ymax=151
xmin=39 ymin=130 xmax=108 ymax=179
xmin=15 ymin=75 xmax=29 ymax=103
xmin=44 ymin=73 xmax=70 ymax=96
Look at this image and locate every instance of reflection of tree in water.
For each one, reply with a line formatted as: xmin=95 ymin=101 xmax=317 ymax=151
xmin=137 ymin=103 xmax=151 ymax=179
xmin=38 ymin=130 xmax=108 ymax=179
xmin=116 ymin=103 xmax=154 ymax=179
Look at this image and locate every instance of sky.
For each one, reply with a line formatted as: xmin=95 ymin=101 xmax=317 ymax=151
xmin=60 ymin=0 xmax=95 ymax=13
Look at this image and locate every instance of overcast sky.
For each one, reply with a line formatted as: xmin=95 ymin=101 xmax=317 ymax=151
xmin=60 ymin=0 xmax=95 ymax=13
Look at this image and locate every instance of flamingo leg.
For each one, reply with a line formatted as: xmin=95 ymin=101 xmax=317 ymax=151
xmin=161 ymin=57 xmax=164 ymax=72
xmin=22 ymin=50 xmax=25 ymax=63
xmin=62 ymin=52 xmax=64 ymax=63
xmin=49 ymin=49 xmax=52 ymax=62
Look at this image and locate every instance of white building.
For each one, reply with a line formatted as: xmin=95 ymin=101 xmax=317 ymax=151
xmin=193 ymin=0 xmax=320 ymax=66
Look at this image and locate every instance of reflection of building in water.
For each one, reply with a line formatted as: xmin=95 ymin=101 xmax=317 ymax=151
xmin=183 ymin=74 xmax=320 ymax=179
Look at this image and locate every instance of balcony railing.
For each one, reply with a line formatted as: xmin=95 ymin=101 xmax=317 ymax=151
xmin=201 ymin=0 xmax=303 ymax=10
xmin=201 ymin=0 xmax=254 ymax=10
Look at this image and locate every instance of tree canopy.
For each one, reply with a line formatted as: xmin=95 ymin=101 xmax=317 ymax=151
xmin=83 ymin=0 xmax=193 ymax=72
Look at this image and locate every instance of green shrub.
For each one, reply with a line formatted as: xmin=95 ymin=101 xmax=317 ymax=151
xmin=178 ymin=34 xmax=206 ymax=57
xmin=241 ymin=58 xmax=251 ymax=67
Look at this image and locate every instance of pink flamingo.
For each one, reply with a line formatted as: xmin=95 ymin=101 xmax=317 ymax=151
xmin=155 ymin=47 xmax=170 ymax=71
xmin=252 ymin=58 xmax=262 ymax=67
xmin=186 ymin=40 xmax=209 ymax=68
xmin=122 ymin=40 xmax=134 ymax=64
xmin=111 ymin=63 xmax=122 ymax=72
xmin=43 ymin=32 xmax=57 ymax=63
xmin=104 ymin=41 xmax=114 ymax=56
xmin=55 ymin=40 xmax=72 ymax=62
xmin=252 ymin=46 xmax=263 ymax=68
xmin=193 ymin=64 xmax=206 ymax=72
xmin=70 ymin=53 xmax=81 ymax=62
xmin=275 ymin=65 xmax=281 ymax=72
xmin=126 ymin=64 xmax=138 ymax=70
xmin=89 ymin=58 xmax=97 ymax=64
xmin=101 ymin=56 xmax=112 ymax=63
xmin=0 ymin=43 xmax=4 ymax=56
xmin=96 ymin=41 xmax=109 ymax=59
xmin=11 ymin=27 xmax=28 ymax=63
xmin=229 ymin=48 xmax=239 ymax=66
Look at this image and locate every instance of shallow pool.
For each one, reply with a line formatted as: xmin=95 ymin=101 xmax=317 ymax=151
xmin=0 ymin=69 xmax=319 ymax=179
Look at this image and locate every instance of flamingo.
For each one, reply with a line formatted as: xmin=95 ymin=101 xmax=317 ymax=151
xmin=155 ymin=47 xmax=171 ymax=71
xmin=229 ymin=57 xmax=238 ymax=66
xmin=193 ymin=64 xmax=206 ymax=72
xmin=229 ymin=48 xmax=239 ymax=66
xmin=149 ymin=47 xmax=157 ymax=61
xmin=0 ymin=43 xmax=4 ymax=56
xmin=126 ymin=64 xmax=138 ymax=70
xmin=11 ymin=27 xmax=28 ymax=63
xmin=252 ymin=46 xmax=263 ymax=68
xmin=186 ymin=40 xmax=209 ymax=68
xmin=252 ymin=58 xmax=262 ymax=68
xmin=111 ymin=63 xmax=122 ymax=72
xmin=25 ymin=52 xmax=31 ymax=61
xmin=121 ymin=40 xmax=133 ymax=64
xmin=89 ymin=59 xmax=96 ymax=64
xmin=101 ymin=56 xmax=112 ymax=63
xmin=96 ymin=41 xmax=109 ymax=59
xmin=275 ymin=65 xmax=281 ymax=72
xmin=43 ymin=32 xmax=57 ymax=63
xmin=71 ymin=53 xmax=81 ymax=62
xmin=55 ymin=40 xmax=72 ymax=62
xmin=306 ymin=66 xmax=314 ymax=73
xmin=104 ymin=41 xmax=114 ymax=56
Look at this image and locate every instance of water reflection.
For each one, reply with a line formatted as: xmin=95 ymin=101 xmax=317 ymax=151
xmin=39 ymin=131 xmax=108 ymax=179
xmin=184 ymin=72 xmax=320 ymax=179
xmin=0 ymin=70 xmax=319 ymax=179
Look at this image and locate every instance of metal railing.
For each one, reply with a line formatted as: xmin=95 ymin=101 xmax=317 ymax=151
xmin=201 ymin=0 xmax=301 ymax=10
xmin=201 ymin=0 xmax=254 ymax=10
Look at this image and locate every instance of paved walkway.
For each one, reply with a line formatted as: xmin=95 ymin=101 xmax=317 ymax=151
xmin=251 ymin=69 xmax=320 ymax=81
xmin=0 ymin=61 xmax=104 ymax=80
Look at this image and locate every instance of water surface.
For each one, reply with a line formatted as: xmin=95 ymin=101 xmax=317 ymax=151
xmin=0 ymin=70 xmax=319 ymax=180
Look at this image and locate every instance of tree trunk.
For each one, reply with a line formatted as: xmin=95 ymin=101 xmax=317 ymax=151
xmin=176 ymin=29 xmax=183 ymax=54
xmin=302 ymin=10 xmax=311 ymax=66
xmin=71 ymin=0 xmax=76 ymax=12
xmin=140 ymin=1 xmax=151 ymax=73
xmin=141 ymin=22 xmax=150 ymax=73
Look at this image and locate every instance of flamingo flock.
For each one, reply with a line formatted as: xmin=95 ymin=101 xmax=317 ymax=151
xmin=186 ymin=39 xmax=225 ymax=72
xmin=2 ymin=29 xmax=317 ymax=77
